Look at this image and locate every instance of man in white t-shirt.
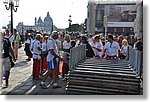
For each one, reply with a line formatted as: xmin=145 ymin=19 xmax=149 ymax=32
xmin=31 ymin=34 xmax=42 ymax=80
xmin=40 ymin=31 xmax=63 ymax=89
xmin=104 ymin=35 xmax=120 ymax=59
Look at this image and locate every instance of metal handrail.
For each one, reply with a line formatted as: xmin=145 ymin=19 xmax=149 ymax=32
xmin=127 ymin=46 xmax=142 ymax=77
xmin=69 ymin=44 xmax=86 ymax=71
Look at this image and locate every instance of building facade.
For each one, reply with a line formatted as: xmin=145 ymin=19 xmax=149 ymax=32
xmin=87 ymin=1 xmax=97 ymax=34
xmin=87 ymin=0 xmax=137 ymax=35
xmin=134 ymin=0 xmax=143 ymax=38
xmin=16 ymin=12 xmax=53 ymax=35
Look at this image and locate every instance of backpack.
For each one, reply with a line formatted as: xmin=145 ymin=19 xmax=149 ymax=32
xmin=3 ymin=37 xmax=15 ymax=68
xmin=3 ymin=37 xmax=10 ymax=57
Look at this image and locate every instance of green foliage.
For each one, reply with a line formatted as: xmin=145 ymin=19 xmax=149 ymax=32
xmin=67 ymin=24 xmax=83 ymax=32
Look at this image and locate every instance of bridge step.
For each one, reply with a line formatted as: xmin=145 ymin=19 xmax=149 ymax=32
xmin=76 ymin=66 xmax=133 ymax=71
xmin=68 ymin=77 xmax=140 ymax=87
xmin=68 ymin=73 xmax=140 ymax=83
xmin=70 ymin=70 xmax=138 ymax=77
xmin=66 ymin=84 xmax=139 ymax=95
xmin=75 ymin=67 xmax=135 ymax=74
xmin=66 ymin=58 xmax=141 ymax=95
xmin=77 ymin=63 xmax=132 ymax=68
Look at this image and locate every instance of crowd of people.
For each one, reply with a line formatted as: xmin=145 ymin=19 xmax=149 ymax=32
xmin=1 ymin=29 xmax=143 ymax=89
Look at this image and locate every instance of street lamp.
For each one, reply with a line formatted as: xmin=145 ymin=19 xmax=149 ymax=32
xmin=104 ymin=15 xmax=108 ymax=44
xmin=3 ymin=0 xmax=20 ymax=35
xmin=68 ymin=15 xmax=72 ymax=32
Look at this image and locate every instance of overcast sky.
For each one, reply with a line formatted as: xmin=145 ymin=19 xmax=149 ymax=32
xmin=0 ymin=0 xmax=138 ymax=29
xmin=0 ymin=0 xmax=89 ymax=29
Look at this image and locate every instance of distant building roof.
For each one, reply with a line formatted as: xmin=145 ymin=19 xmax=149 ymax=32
xmin=89 ymin=0 xmax=137 ymax=5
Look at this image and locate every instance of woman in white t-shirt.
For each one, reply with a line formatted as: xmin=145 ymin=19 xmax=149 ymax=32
xmin=41 ymin=35 xmax=49 ymax=71
xmin=120 ymin=39 xmax=128 ymax=59
xmin=92 ymin=36 xmax=103 ymax=58
xmin=62 ymin=35 xmax=71 ymax=53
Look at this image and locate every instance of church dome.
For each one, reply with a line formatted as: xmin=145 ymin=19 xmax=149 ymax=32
xmin=38 ymin=17 xmax=43 ymax=24
xmin=44 ymin=12 xmax=52 ymax=22
xmin=44 ymin=12 xmax=53 ymax=34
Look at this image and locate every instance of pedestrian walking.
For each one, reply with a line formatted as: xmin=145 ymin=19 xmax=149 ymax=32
xmin=59 ymin=35 xmax=71 ymax=80
xmin=88 ymin=34 xmax=93 ymax=45
xmin=120 ymin=39 xmax=129 ymax=59
xmin=133 ymin=37 xmax=143 ymax=52
xmin=81 ymin=36 xmax=95 ymax=58
xmin=104 ymin=35 xmax=121 ymax=59
xmin=13 ymin=29 xmax=21 ymax=60
xmin=40 ymin=31 xmax=63 ymax=89
xmin=41 ymin=35 xmax=49 ymax=72
xmin=92 ymin=36 xmax=103 ymax=58
xmin=2 ymin=31 xmax=16 ymax=88
xmin=62 ymin=34 xmax=71 ymax=53
xmin=24 ymin=33 xmax=33 ymax=61
xmin=75 ymin=35 xmax=82 ymax=47
xmin=117 ymin=35 xmax=124 ymax=48
xmin=31 ymin=34 xmax=42 ymax=80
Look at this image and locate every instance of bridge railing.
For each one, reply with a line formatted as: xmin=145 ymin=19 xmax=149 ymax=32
xmin=69 ymin=45 xmax=143 ymax=77
xmin=69 ymin=44 xmax=86 ymax=71
xmin=126 ymin=46 xmax=143 ymax=77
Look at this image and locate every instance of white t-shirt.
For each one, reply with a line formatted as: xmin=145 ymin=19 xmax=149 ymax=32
xmin=8 ymin=34 xmax=14 ymax=43
xmin=91 ymin=41 xmax=103 ymax=56
xmin=42 ymin=40 xmax=48 ymax=52
xmin=75 ymin=40 xmax=82 ymax=47
xmin=92 ymin=41 xmax=103 ymax=56
xmin=56 ymin=39 xmax=61 ymax=50
xmin=121 ymin=45 xmax=128 ymax=56
xmin=25 ymin=39 xmax=33 ymax=50
xmin=25 ymin=39 xmax=33 ymax=44
xmin=88 ymin=38 xmax=93 ymax=45
xmin=47 ymin=38 xmax=58 ymax=62
xmin=105 ymin=41 xmax=120 ymax=56
xmin=32 ymin=40 xmax=41 ymax=59
xmin=63 ymin=40 xmax=71 ymax=49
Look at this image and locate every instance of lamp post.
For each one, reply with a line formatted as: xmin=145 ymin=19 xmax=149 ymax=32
xmin=3 ymin=0 xmax=20 ymax=35
xmin=21 ymin=22 xmax=24 ymax=43
xmin=104 ymin=15 xmax=108 ymax=44
xmin=68 ymin=15 xmax=72 ymax=32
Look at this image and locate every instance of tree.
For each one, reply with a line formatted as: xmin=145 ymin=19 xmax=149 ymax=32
xmin=66 ymin=23 xmax=83 ymax=32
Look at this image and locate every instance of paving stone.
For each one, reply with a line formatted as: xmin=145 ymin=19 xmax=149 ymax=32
xmin=1 ymin=46 xmax=67 ymax=95
xmin=7 ymin=89 xmax=26 ymax=95
xmin=18 ymin=85 xmax=32 ymax=90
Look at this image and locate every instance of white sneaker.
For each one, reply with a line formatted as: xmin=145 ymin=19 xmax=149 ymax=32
xmin=40 ymin=81 xmax=45 ymax=86
xmin=53 ymin=83 xmax=58 ymax=87
xmin=52 ymin=83 xmax=61 ymax=88
xmin=40 ymin=81 xmax=48 ymax=89
xmin=58 ymin=75 xmax=62 ymax=79
xmin=62 ymin=77 xmax=68 ymax=81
